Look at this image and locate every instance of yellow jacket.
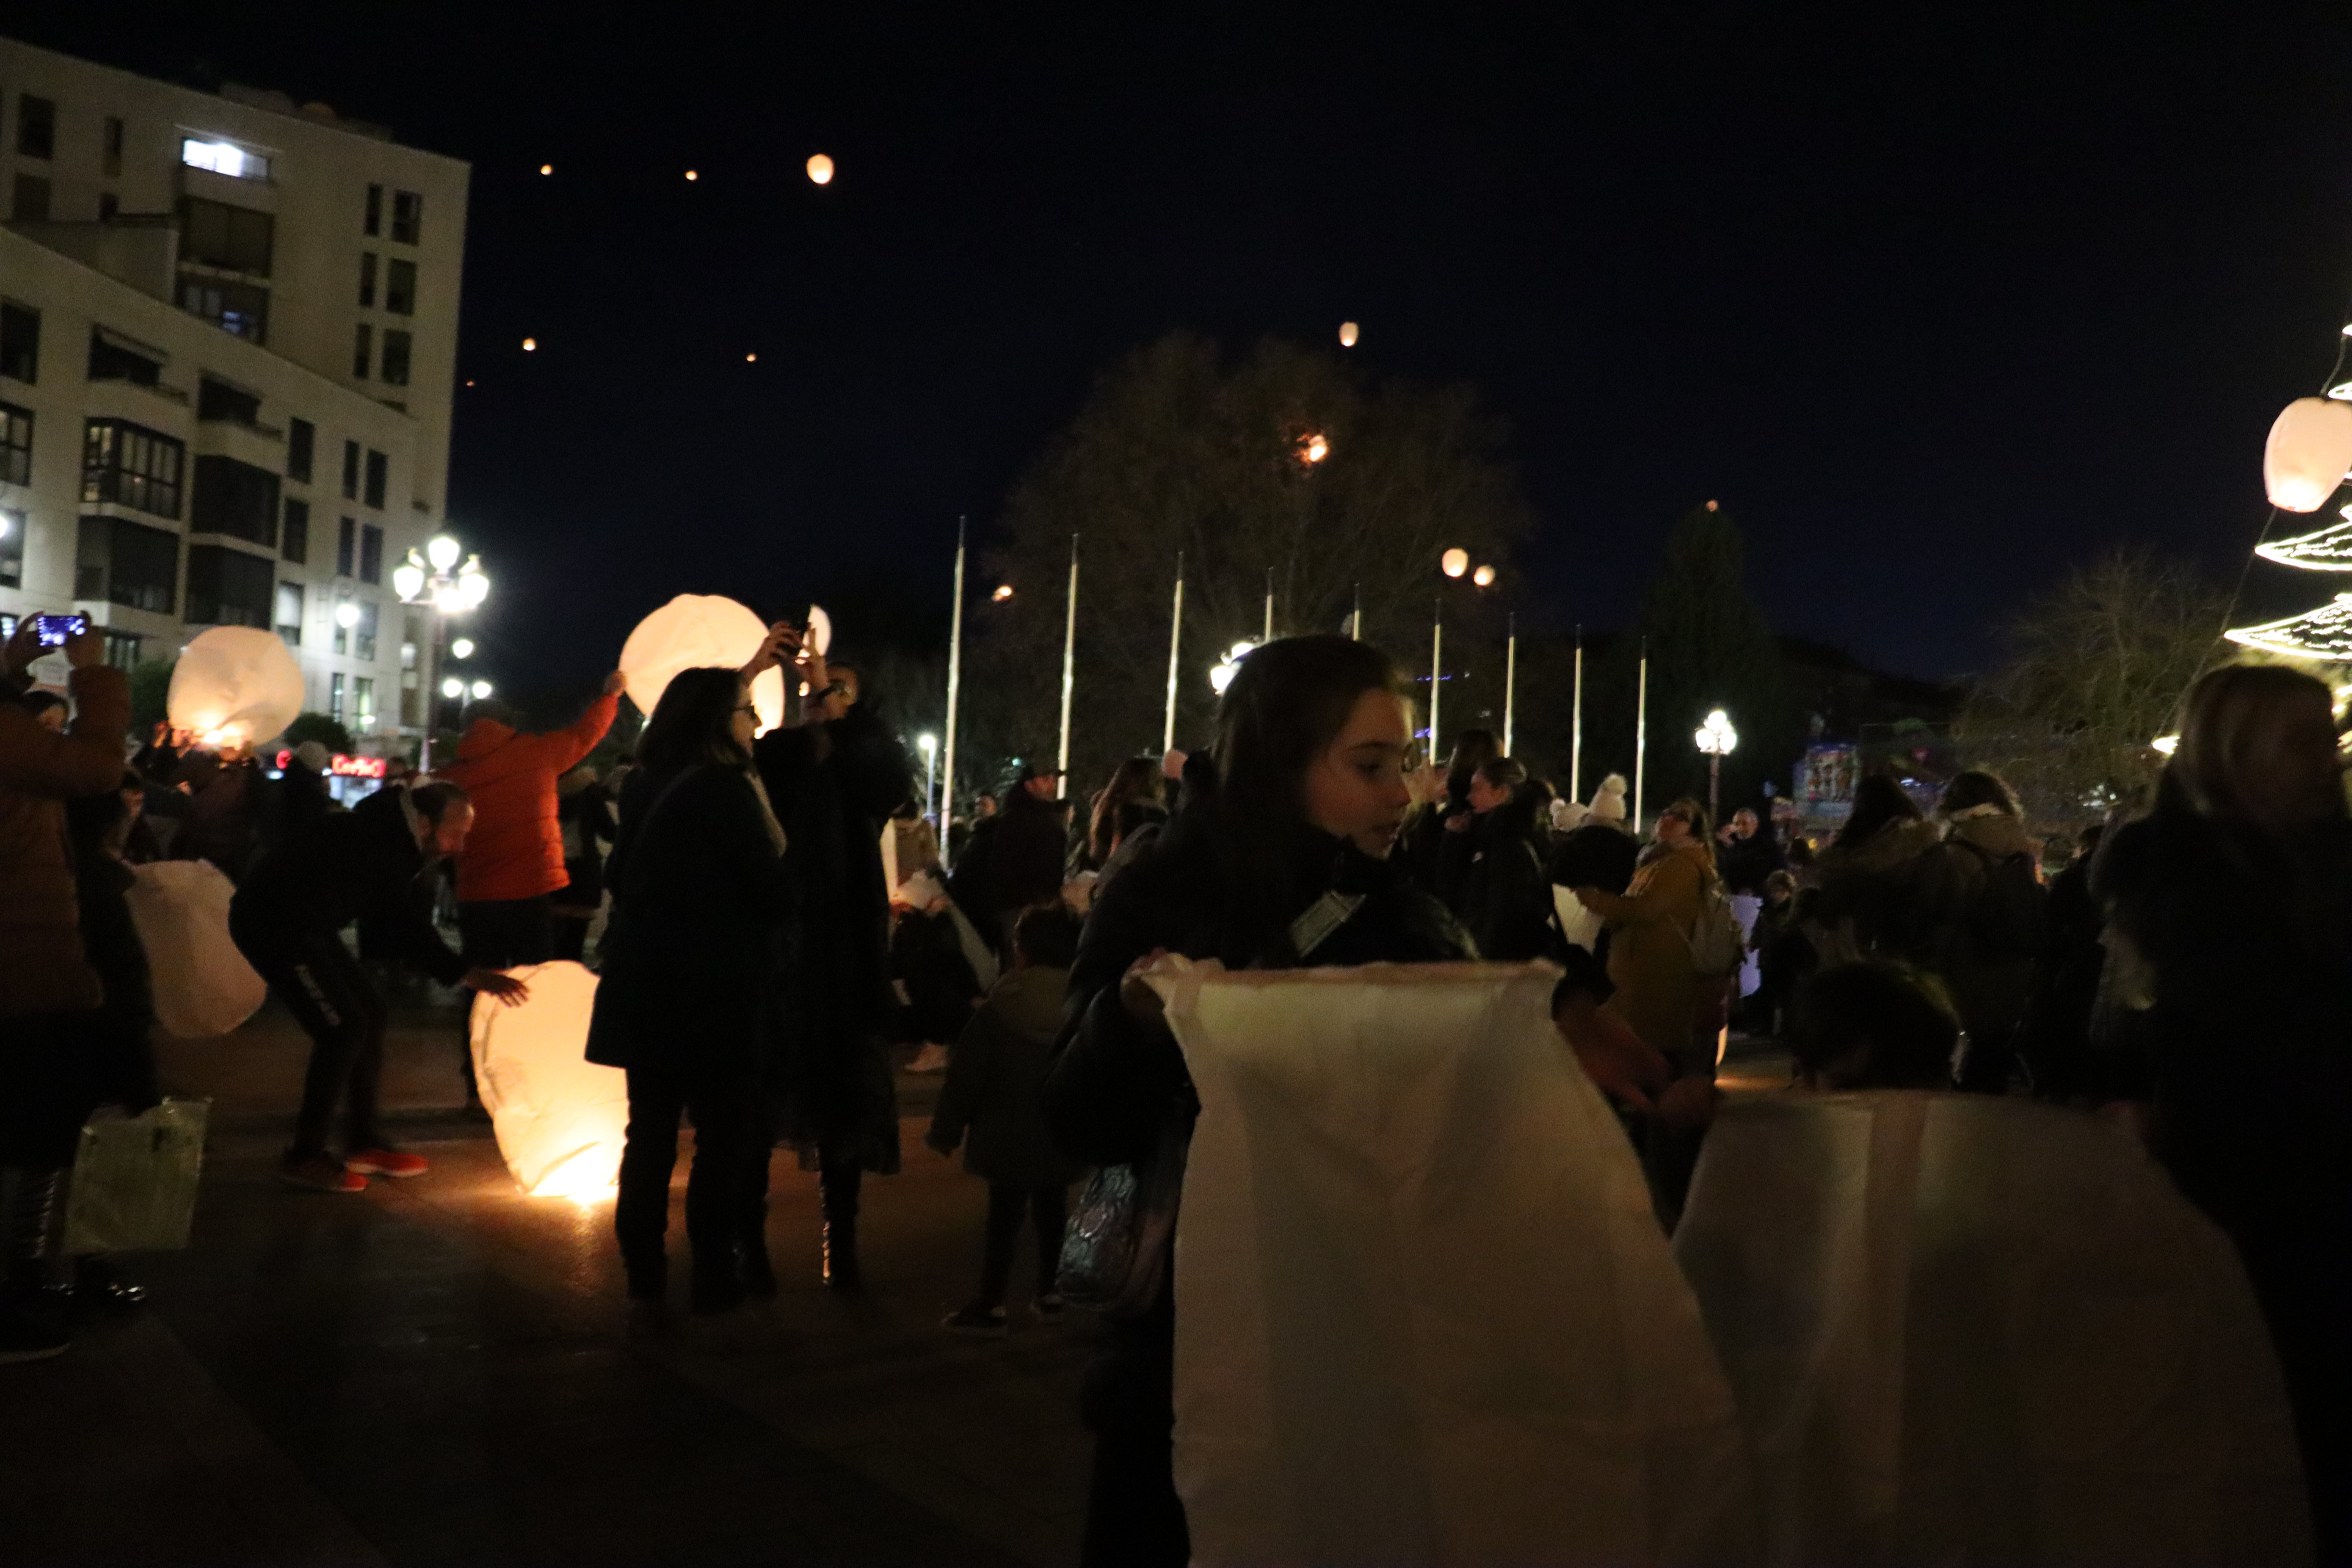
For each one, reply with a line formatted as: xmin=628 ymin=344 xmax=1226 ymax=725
xmin=1579 ymin=840 xmax=1720 ymax=1073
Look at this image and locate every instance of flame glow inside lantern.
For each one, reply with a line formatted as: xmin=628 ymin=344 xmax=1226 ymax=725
xmin=522 ymin=337 xmax=537 ymax=352
xmin=1441 ymin=548 xmax=1470 ymax=579
xmin=618 ymin=593 xmax=784 ymax=734
xmin=1339 ymin=321 xmax=1360 ymax=347
xmin=469 ymin=962 xmax=627 ymax=1200
xmin=1473 ymin=564 xmax=1496 ymax=587
xmin=2264 ymin=396 xmax=2352 ymax=513
xmin=539 ymin=163 xmax=553 ymax=176
xmin=992 ymin=584 xmax=1014 ymax=601
xmin=167 ymin=627 xmax=305 ymax=750
xmin=807 ymin=153 xmax=835 ymax=184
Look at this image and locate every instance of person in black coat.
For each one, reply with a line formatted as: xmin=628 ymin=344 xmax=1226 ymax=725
xmin=588 ymin=667 xmax=792 ymax=1316
xmin=2095 ymin=665 xmax=2352 ymax=1562
xmin=1044 ymin=635 xmax=1475 ymax=1568
xmin=748 ymin=637 xmax=914 ymax=1289
xmin=1454 ymin=758 xmax=1557 ymax=961
xmin=232 ymin=780 xmax=524 ymax=1191
xmin=951 ymin=760 xmax=1070 ymax=958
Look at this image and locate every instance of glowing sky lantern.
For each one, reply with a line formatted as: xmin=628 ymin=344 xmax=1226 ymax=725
xmin=1300 ymin=432 xmax=1330 ymax=464
xmin=807 ymin=153 xmax=835 ymax=185
xmin=538 ymin=163 xmax=552 ymax=176
xmin=522 ymin=337 xmax=537 ymax=352
xmin=470 ymin=962 xmax=628 ymax=1200
xmin=993 ymin=584 xmax=1015 ymax=601
xmin=168 ymin=627 xmax=305 ymax=750
xmin=2263 ymin=396 xmax=2352 ymax=512
xmin=745 ymin=352 xmax=758 ymax=363
xmin=1474 ymin=563 xmax=1497 ymax=587
xmin=1338 ymin=321 xmax=1360 ymax=347
xmin=684 ymin=169 xmax=699 ymax=181
xmin=618 ymin=593 xmax=784 ymax=732
xmin=1441 ymin=548 xmax=1470 ymax=579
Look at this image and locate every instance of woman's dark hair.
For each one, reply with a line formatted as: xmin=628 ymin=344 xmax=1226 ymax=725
xmin=409 ymin=779 xmax=471 ymax=826
xmin=1089 ymin=755 xmax=1165 ymax=864
xmin=1212 ymin=635 xmax=1408 ymax=960
xmin=637 ymin=667 xmax=751 ymax=778
xmin=1842 ymin=773 xmax=1923 ymax=846
xmin=1788 ymin=962 xmax=1959 ymax=1090
xmin=1446 ymin=728 xmax=1500 ymax=778
xmin=1013 ymin=902 xmax=1083 ymax=971
xmin=1473 ymin=756 xmax=1529 ymax=793
xmin=1939 ymin=769 xmax=2020 ymax=818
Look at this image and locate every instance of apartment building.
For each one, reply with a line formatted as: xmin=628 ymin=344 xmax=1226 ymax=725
xmin=0 ymin=37 xmax=471 ymax=751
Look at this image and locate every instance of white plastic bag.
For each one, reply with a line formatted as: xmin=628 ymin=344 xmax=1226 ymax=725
xmin=1674 ymin=1093 xmax=2311 ymax=1567
xmin=125 ymin=860 xmax=268 ymax=1038
xmin=1150 ymin=957 xmax=1755 ymax=1567
xmin=64 ymin=1100 xmax=209 ymax=1254
xmin=468 ymin=961 xmax=628 ymax=1199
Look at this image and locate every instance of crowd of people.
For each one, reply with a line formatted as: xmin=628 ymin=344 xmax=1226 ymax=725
xmin=2 ymin=609 xmax=2348 ymax=1564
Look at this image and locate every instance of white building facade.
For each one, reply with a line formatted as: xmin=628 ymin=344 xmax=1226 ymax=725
xmin=0 ymin=38 xmax=471 ymax=755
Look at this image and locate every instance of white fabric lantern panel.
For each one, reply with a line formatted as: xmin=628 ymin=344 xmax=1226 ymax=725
xmin=468 ymin=961 xmax=627 ymax=1200
xmin=2263 ymin=395 xmax=2352 ymax=512
xmin=1147 ymin=956 xmax=1755 ymax=1567
xmin=1674 ymin=1093 xmax=2309 ymax=1567
xmin=166 ymin=627 xmax=305 ymax=750
xmin=617 ymin=594 xmax=783 ymax=733
xmin=124 ymin=860 xmax=267 ymax=1038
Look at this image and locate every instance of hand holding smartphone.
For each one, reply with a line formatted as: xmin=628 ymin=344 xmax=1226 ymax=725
xmin=29 ymin=613 xmax=89 ymax=648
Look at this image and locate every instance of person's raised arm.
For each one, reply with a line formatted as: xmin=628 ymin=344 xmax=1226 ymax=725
xmin=1576 ymin=853 xmax=1693 ymax=925
xmin=0 ymin=632 xmax=130 ymax=799
xmin=534 ymin=673 xmax=625 ymax=774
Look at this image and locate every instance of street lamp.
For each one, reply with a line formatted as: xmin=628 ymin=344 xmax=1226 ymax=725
xmin=918 ymin=732 xmax=938 ymax=820
xmin=470 ymin=679 xmax=494 ymax=701
xmin=395 ymin=532 xmax=492 ymax=765
xmin=450 ymin=637 xmax=475 ymax=660
xmin=1695 ymin=708 xmax=1739 ymax=824
xmin=441 ymin=677 xmax=464 ymax=699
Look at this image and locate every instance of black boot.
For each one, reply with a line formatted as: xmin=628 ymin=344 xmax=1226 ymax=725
xmin=4 ymin=1169 xmax=63 ymax=1296
xmin=622 ymin=1252 xmax=666 ymax=1304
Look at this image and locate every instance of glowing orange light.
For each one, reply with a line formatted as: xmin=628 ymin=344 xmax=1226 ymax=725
xmin=539 ymin=163 xmax=552 ymax=176
xmin=807 ymin=153 xmax=835 ymax=185
xmin=1473 ymin=564 xmax=1496 ymax=587
xmin=1300 ymin=432 xmax=1330 ymax=465
xmin=684 ymin=169 xmax=699 ymax=181
xmin=1338 ymin=321 xmax=1359 ymax=347
xmin=1441 ymin=548 xmax=1469 ymax=578
xmin=745 ymin=353 xmax=757 ymax=363
xmin=1705 ymin=499 xmax=1719 ymax=512
xmin=992 ymin=584 xmax=1014 ymax=602
xmin=521 ymin=338 xmax=537 ymax=352
xmin=465 ymin=379 xmax=475 ymax=387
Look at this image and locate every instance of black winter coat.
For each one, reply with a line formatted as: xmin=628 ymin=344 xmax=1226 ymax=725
xmin=931 ymin=964 xmax=1084 ymax=1188
xmin=232 ymin=786 xmax=465 ymax=986
xmin=585 ymin=765 xmax=790 ymax=1075
xmin=1457 ymin=809 xmax=1557 ymax=962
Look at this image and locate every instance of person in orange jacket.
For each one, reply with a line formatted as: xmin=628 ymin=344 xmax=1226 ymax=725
xmin=438 ymin=671 xmax=624 ymax=1103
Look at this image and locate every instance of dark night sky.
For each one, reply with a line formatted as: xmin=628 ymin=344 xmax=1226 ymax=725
xmin=20 ymin=2 xmax=2352 ymax=708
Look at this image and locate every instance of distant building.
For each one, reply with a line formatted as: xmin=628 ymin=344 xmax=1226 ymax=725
xmin=0 ymin=38 xmax=470 ymax=753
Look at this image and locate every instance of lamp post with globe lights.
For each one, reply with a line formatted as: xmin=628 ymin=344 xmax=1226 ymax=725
xmin=1695 ymin=708 xmax=1738 ymax=824
xmin=392 ymin=534 xmax=490 ymax=766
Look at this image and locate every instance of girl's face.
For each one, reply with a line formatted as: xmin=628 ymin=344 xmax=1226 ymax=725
xmin=1655 ymin=811 xmax=1692 ymax=846
xmin=730 ymin=681 xmax=758 ymax=753
xmin=1467 ymin=772 xmax=1510 ymax=814
xmin=1302 ymin=690 xmax=1415 ymax=858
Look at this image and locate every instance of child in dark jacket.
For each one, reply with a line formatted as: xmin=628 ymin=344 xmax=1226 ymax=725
xmin=927 ymin=903 xmax=1087 ymax=1334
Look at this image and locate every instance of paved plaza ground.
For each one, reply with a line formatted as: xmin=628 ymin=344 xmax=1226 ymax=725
xmin=4 ymin=981 xmax=1793 ymax=1567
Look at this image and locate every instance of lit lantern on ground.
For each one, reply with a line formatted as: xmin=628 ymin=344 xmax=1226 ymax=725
xmin=167 ymin=626 xmax=305 ymax=750
xmin=2263 ymin=396 xmax=2352 ymax=512
xmin=470 ymin=962 xmax=626 ymax=1200
xmin=618 ymin=593 xmax=784 ymax=732
xmin=1441 ymin=547 xmax=1470 ymax=578
xmin=807 ymin=153 xmax=835 ymax=184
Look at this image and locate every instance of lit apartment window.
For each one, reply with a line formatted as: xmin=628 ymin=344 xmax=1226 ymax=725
xmin=102 ymin=632 xmax=142 ymax=672
xmin=337 ymin=516 xmax=356 ymax=577
xmin=0 ymin=508 xmax=22 ymax=589
xmin=276 ymin=581 xmax=304 ymax=646
xmin=356 ymin=603 xmax=379 ymax=663
xmin=341 ymin=440 xmax=360 ymax=500
xmin=364 ymin=450 xmax=388 ymax=509
xmin=360 ymin=524 xmax=384 ymax=584
xmin=103 ymin=116 xmax=123 ymax=178
xmin=0 ymin=303 xmax=35 ymax=384
xmin=18 ymin=96 xmax=54 ymax=160
xmin=178 ymin=278 xmax=269 ymax=344
xmin=180 ymin=138 xmax=270 ymax=181
xmin=385 ymin=259 xmax=416 ymax=316
xmin=330 ymin=672 xmax=346 ymax=722
xmin=363 ymin=183 xmax=383 ymax=237
xmin=352 ymin=323 xmax=372 ymax=379
xmin=358 ymin=253 xmax=377 ymax=309
xmin=381 ymin=330 xmax=411 ymax=387
xmin=390 ymin=190 xmax=422 ymax=245
xmin=12 ymin=175 xmax=51 ymax=223
xmin=354 ymin=676 xmax=377 ymax=729
xmin=0 ymin=402 xmax=30 ymax=485
xmin=287 ymin=417 xmax=314 ymax=483
xmin=178 ymin=198 xmax=274 ymax=275
xmin=282 ymin=498 xmax=309 ymax=563
xmin=82 ymin=419 xmax=185 ymax=519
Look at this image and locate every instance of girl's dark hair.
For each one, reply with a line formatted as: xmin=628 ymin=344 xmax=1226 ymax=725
xmin=410 ymin=779 xmax=471 ymax=826
xmin=1788 ymin=962 xmax=1959 ymax=1090
xmin=1939 ymin=769 xmax=2020 ymax=818
xmin=1446 ymin=728 xmax=1500 ymax=778
xmin=1089 ymin=755 xmax=1165 ymax=864
xmin=638 ymin=667 xmax=751 ymax=778
xmin=1842 ymin=773 xmax=1923 ymax=846
xmin=1211 ymin=635 xmax=1408 ymax=961
xmin=1474 ymin=756 xmax=1529 ymax=793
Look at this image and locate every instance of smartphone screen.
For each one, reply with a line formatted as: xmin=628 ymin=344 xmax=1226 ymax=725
xmin=30 ymin=613 xmax=89 ymax=647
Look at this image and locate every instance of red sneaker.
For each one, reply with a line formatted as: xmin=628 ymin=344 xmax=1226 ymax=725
xmin=281 ymin=1154 xmax=367 ymax=1193
xmin=344 ymin=1148 xmax=429 ymax=1179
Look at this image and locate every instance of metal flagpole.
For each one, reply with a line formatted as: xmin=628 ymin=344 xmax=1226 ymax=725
xmin=941 ymin=517 xmax=966 ymax=865
xmin=1503 ymin=612 xmax=1517 ymax=756
xmin=1056 ymin=532 xmax=1078 ymax=800
xmin=1429 ymin=597 xmax=1443 ymax=762
xmin=1633 ymin=637 xmax=1649 ymax=831
xmin=1162 ymin=552 xmax=1183 ymax=753
xmin=1262 ymin=567 xmax=1274 ymax=644
xmin=1570 ymin=626 xmax=1584 ymax=804
xmin=1350 ymin=583 xmax=1362 ymax=641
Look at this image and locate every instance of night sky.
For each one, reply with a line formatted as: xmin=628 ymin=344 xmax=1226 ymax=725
xmin=20 ymin=3 xmax=2352 ymax=711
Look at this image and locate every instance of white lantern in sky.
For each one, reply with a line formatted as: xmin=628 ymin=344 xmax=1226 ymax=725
xmin=807 ymin=153 xmax=835 ymax=185
xmin=1338 ymin=321 xmax=1360 ymax=348
xmin=1473 ymin=563 xmax=1496 ymax=587
xmin=619 ymin=593 xmax=785 ymax=733
xmin=167 ymin=626 xmax=305 ymax=749
xmin=1441 ymin=548 xmax=1470 ymax=579
xmin=2264 ymin=396 xmax=2352 ymax=513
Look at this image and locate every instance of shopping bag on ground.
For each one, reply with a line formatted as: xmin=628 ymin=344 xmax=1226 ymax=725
xmin=125 ymin=860 xmax=268 ymax=1038
xmin=1149 ymin=956 xmax=1756 ymax=1567
xmin=469 ymin=961 xmax=628 ymax=1200
xmin=64 ymin=1100 xmax=210 ymax=1254
xmin=1674 ymin=1092 xmax=2311 ymax=1567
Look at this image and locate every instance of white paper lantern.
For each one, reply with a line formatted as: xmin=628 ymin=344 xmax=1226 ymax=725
xmin=617 ymin=594 xmax=784 ymax=733
xmin=806 ymin=603 xmax=832 ymax=656
xmin=469 ymin=961 xmax=627 ymax=1200
xmin=125 ymin=860 xmax=267 ymax=1038
xmin=1441 ymin=547 xmax=1470 ymax=578
xmin=2264 ymin=396 xmax=2352 ymax=512
xmin=167 ymin=626 xmax=305 ymax=748
xmin=1338 ymin=320 xmax=1360 ymax=348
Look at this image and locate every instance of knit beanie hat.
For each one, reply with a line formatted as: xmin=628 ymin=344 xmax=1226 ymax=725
xmin=1551 ymin=798 xmax=1589 ymax=834
xmin=1589 ymin=773 xmax=1629 ymax=824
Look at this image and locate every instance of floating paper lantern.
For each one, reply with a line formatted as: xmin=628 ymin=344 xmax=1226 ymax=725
xmin=1441 ymin=547 xmax=1470 ymax=578
xmin=618 ymin=593 xmax=784 ymax=732
xmin=1338 ymin=321 xmax=1359 ymax=347
xmin=470 ymin=962 xmax=626 ymax=1200
xmin=684 ymin=169 xmax=699 ymax=181
xmin=807 ymin=153 xmax=835 ymax=185
xmin=2263 ymin=396 xmax=2352 ymax=512
xmin=125 ymin=860 xmax=267 ymax=1038
xmin=538 ymin=163 xmax=553 ymax=176
xmin=1473 ymin=563 xmax=1496 ymax=587
xmin=167 ymin=626 xmax=304 ymax=749
xmin=522 ymin=337 xmax=537 ymax=352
